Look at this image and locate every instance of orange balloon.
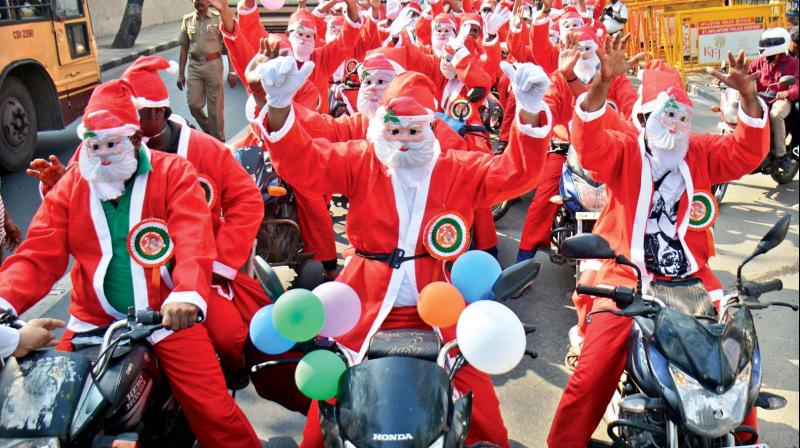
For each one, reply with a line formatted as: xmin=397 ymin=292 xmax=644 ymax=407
xmin=417 ymin=282 xmax=466 ymax=328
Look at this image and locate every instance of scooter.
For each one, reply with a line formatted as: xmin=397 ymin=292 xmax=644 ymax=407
xmin=0 ymin=308 xmax=196 ymax=448
xmin=329 ymin=60 xmax=362 ymax=118
xmin=562 ymin=213 xmax=797 ymax=447
xmin=235 ymin=146 xmax=315 ymax=280
xmin=252 ymin=259 xmax=542 ymax=447
xmin=711 ymin=75 xmax=798 ymax=193
xmin=549 ymin=146 xmax=608 ymax=271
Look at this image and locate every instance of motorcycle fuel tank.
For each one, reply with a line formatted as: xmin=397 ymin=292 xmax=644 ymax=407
xmin=0 ymin=351 xmax=91 ymax=440
xmin=336 ymin=357 xmax=451 ymax=447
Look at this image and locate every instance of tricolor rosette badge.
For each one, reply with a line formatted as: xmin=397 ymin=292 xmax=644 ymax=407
xmin=197 ymin=174 xmax=218 ymax=209
xmin=688 ymin=190 xmax=718 ymax=231
xmin=423 ymin=211 xmax=470 ymax=261
xmin=128 ymin=218 xmax=174 ymax=287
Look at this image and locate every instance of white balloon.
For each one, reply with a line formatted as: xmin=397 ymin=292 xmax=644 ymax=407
xmin=456 ymin=300 xmax=526 ymax=375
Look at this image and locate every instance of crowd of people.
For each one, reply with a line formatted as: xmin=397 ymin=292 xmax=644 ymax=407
xmin=0 ymin=0 xmax=797 ymax=446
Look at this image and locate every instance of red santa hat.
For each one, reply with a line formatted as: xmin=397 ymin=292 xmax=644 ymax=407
xmin=573 ymin=25 xmax=600 ymax=51
xmin=432 ymin=13 xmax=458 ymax=34
xmin=328 ymin=15 xmax=345 ymax=28
xmin=461 ymin=12 xmax=481 ymax=31
xmin=358 ymin=53 xmax=406 ymax=80
xmin=404 ymin=1 xmax=422 ymax=14
xmin=288 ymin=9 xmax=317 ymax=34
xmin=634 ymin=60 xmax=694 ymax=119
xmin=559 ymin=7 xmax=584 ymax=28
xmin=77 ymin=79 xmax=140 ymax=140
xmin=479 ymin=0 xmax=494 ymax=12
xmin=121 ymin=55 xmax=178 ymax=109
xmin=376 ymin=72 xmax=437 ymax=124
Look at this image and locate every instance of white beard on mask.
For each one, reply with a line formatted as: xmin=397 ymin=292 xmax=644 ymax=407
xmin=289 ymin=34 xmax=314 ymax=62
xmin=432 ymin=34 xmax=450 ymax=54
xmin=574 ymin=52 xmax=600 ymax=84
xmin=645 ymin=111 xmax=690 ymax=174
xmin=79 ymin=139 xmax=139 ymax=201
xmin=366 ymin=115 xmax=436 ymax=169
xmin=357 ymin=91 xmax=382 ymax=119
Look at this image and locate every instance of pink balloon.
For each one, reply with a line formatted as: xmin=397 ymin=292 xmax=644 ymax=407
xmin=313 ymin=281 xmax=362 ymax=338
xmin=261 ymin=0 xmax=285 ymax=11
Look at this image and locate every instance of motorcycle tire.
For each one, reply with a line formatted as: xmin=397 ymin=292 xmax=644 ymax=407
xmin=771 ymin=156 xmax=799 ymax=184
xmin=491 ymin=200 xmax=512 ymax=222
xmin=711 ymin=183 xmax=728 ymax=203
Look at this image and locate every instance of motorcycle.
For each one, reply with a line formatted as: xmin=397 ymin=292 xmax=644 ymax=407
xmin=235 ymin=146 xmax=315 ymax=280
xmin=561 ymin=213 xmax=797 ymax=447
xmin=329 ymin=60 xmax=362 ymax=119
xmin=252 ymin=259 xmax=542 ymax=447
xmin=0 ymin=308 xmax=197 ymax=448
xmin=711 ymin=75 xmax=798 ymax=194
xmin=549 ymin=145 xmax=608 ymax=272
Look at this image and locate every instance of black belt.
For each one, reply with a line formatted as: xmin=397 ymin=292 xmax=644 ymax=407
xmin=355 ymin=248 xmax=428 ymax=269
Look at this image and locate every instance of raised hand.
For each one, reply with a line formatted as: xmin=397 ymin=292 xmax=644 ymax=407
xmin=389 ymin=7 xmax=415 ymax=37
xmin=484 ymin=5 xmax=512 ymax=35
xmin=245 ymin=38 xmax=279 ymax=93
xmin=500 ymin=61 xmax=550 ymax=113
xmin=598 ymin=32 xmax=644 ymax=82
xmin=26 ymin=155 xmax=65 ymax=189
xmin=259 ymin=56 xmax=316 ymax=108
xmin=450 ymin=22 xmax=472 ymax=50
xmin=706 ymin=50 xmax=759 ymax=97
xmin=558 ymin=31 xmax=581 ymax=78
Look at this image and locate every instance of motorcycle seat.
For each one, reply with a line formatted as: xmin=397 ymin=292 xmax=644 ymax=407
xmin=366 ymin=329 xmax=441 ymax=362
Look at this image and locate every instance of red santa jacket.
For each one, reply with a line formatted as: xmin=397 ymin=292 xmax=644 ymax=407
xmin=168 ymin=116 xmax=263 ymax=279
xmin=258 ymin=105 xmax=551 ymax=361
xmin=544 ymin=70 xmax=637 ymax=130
xmin=571 ymin=96 xmax=769 ymax=308
xmin=0 ymin=149 xmax=215 ymax=341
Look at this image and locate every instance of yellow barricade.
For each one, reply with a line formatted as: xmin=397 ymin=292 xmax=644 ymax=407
xmin=659 ymin=3 xmax=787 ymax=80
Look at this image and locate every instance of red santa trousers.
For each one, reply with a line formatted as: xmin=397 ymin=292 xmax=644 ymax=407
xmin=294 ymin=189 xmax=339 ymax=263
xmin=57 ymin=325 xmax=260 ymax=447
xmin=519 ymin=152 xmax=566 ymax=252
xmin=299 ymin=307 xmax=510 ymax=447
xmin=473 ymin=207 xmax=499 ymax=250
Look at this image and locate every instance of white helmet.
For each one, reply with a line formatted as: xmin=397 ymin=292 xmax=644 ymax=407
xmin=759 ymin=27 xmax=790 ymax=57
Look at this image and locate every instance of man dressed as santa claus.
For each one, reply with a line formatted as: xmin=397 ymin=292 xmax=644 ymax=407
xmin=255 ymin=54 xmax=552 ymax=446
xmin=0 ymin=80 xmax=261 ymax=447
xmin=546 ymin=36 xmax=769 ymax=447
xmin=516 ymin=27 xmax=637 ymax=262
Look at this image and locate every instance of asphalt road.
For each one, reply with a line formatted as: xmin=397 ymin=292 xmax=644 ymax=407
xmin=1 ymin=47 xmax=798 ymax=447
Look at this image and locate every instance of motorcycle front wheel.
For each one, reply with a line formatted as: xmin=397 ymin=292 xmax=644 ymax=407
xmin=491 ymin=200 xmax=512 ymax=222
xmin=771 ymin=156 xmax=799 ymax=184
xmin=711 ymin=183 xmax=728 ymax=203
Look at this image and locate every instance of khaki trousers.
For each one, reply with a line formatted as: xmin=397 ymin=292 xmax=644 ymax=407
xmin=187 ymin=57 xmax=225 ymax=141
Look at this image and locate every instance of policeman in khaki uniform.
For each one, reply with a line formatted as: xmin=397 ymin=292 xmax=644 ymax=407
xmin=178 ymin=0 xmax=237 ymax=141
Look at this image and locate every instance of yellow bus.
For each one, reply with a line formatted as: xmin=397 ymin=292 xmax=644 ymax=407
xmin=0 ymin=0 xmax=100 ymax=171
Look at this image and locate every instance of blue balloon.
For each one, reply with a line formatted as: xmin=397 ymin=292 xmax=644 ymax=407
xmin=250 ymin=304 xmax=295 ymax=355
xmin=451 ymin=250 xmax=502 ymax=302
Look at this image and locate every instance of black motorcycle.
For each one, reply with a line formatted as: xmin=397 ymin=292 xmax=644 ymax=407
xmin=0 ymin=308 xmax=196 ymax=447
xmin=253 ymin=259 xmax=542 ymax=447
xmin=562 ymin=214 xmax=797 ymax=447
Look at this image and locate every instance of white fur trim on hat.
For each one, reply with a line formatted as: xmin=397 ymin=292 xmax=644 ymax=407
xmin=132 ymin=96 xmax=170 ymax=109
xmin=77 ymin=123 xmax=139 ymax=140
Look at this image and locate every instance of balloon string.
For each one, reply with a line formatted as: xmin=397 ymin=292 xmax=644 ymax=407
xmin=441 ymin=261 xmax=451 ymax=284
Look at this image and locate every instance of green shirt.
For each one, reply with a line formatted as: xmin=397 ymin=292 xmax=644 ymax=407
xmin=101 ymin=148 xmax=152 ymax=314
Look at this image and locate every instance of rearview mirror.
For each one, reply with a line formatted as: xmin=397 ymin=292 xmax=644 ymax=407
xmin=492 ymin=259 xmax=541 ymax=301
xmin=466 ymin=87 xmax=487 ymax=104
xmin=753 ymin=213 xmax=791 ymax=257
xmin=778 ymin=75 xmax=797 ymax=86
xmin=561 ymin=234 xmax=616 ymax=260
xmin=254 ymin=256 xmax=286 ymax=300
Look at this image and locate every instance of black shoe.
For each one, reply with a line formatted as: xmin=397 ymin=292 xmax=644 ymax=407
xmin=223 ymin=368 xmax=250 ymax=391
xmin=780 ymin=154 xmax=794 ymax=173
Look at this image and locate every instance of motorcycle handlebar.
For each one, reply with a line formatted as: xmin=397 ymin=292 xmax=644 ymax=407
xmin=742 ymin=279 xmax=783 ymax=299
xmin=135 ymin=309 xmax=203 ymax=326
xmin=577 ymin=284 xmax=637 ymax=309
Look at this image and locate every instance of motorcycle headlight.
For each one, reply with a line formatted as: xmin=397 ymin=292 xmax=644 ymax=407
xmin=573 ymin=177 xmax=607 ymax=213
xmin=669 ymin=363 xmax=750 ymax=438
xmin=0 ymin=438 xmax=60 ymax=448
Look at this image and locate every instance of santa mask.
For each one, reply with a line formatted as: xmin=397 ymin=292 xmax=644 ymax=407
xmin=574 ymin=40 xmax=600 ymax=84
xmin=549 ymin=28 xmax=560 ymax=45
xmin=645 ymin=96 xmax=693 ymax=170
xmin=325 ymin=24 xmax=342 ymax=43
xmin=79 ymin=135 xmax=139 ymax=200
xmin=559 ymin=16 xmax=584 ymax=43
xmin=432 ymin=24 xmax=456 ymax=53
xmin=289 ymin=28 xmax=315 ymax=62
xmin=367 ymin=110 xmax=436 ymax=169
xmin=357 ymin=72 xmax=396 ymax=119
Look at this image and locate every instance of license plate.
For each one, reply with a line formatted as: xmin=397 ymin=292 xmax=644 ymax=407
xmin=576 ymin=212 xmax=601 ymax=220
xmin=724 ymin=444 xmax=768 ymax=448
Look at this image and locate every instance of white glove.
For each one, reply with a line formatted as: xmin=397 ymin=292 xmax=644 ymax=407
xmin=258 ymin=56 xmax=316 ymax=109
xmin=449 ymin=23 xmax=471 ymax=51
xmin=500 ymin=61 xmax=550 ymax=114
xmin=483 ymin=5 xmax=511 ymax=35
xmin=389 ymin=7 xmax=415 ymax=37
xmin=386 ymin=0 xmax=402 ymax=19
